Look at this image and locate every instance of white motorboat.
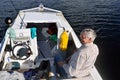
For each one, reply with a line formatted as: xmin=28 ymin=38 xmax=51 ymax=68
xmin=0 ymin=4 xmax=102 ymax=80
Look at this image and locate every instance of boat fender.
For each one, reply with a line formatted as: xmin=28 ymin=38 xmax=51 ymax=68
xmin=59 ymin=30 xmax=69 ymax=51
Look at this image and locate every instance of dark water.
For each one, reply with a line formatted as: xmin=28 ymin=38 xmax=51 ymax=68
xmin=0 ymin=0 xmax=120 ymax=80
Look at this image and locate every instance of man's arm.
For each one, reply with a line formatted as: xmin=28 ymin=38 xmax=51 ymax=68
xmin=62 ymin=49 xmax=86 ymax=76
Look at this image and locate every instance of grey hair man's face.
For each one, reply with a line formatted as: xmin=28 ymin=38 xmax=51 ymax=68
xmin=80 ymin=32 xmax=92 ymax=44
xmin=80 ymin=28 xmax=96 ymax=42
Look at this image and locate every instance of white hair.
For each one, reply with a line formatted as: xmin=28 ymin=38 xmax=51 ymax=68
xmin=80 ymin=28 xmax=97 ymax=42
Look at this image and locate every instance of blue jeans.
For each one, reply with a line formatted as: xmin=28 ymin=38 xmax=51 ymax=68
xmin=54 ymin=51 xmax=67 ymax=78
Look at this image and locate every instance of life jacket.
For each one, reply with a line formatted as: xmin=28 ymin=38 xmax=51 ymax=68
xmin=59 ymin=31 xmax=69 ymax=51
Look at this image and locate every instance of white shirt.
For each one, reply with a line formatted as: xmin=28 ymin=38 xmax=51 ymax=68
xmin=63 ymin=42 xmax=99 ymax=78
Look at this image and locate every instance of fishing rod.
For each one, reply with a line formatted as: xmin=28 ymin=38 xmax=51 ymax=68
xmin=9 ymin=0 xmax=27 ymax=27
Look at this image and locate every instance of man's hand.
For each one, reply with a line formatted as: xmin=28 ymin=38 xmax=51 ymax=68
xmin=58 ymin=61 xmax=65 ymax=66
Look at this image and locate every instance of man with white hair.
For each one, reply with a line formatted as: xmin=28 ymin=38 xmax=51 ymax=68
xmin=55 ymin=28 xmax=99 ymax=79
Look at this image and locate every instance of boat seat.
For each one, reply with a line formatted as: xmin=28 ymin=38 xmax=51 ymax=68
xmin=62 ymin=66 xmax=102 ymax=80
xmin=90 ymin=66 xmax=102 ymax=80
